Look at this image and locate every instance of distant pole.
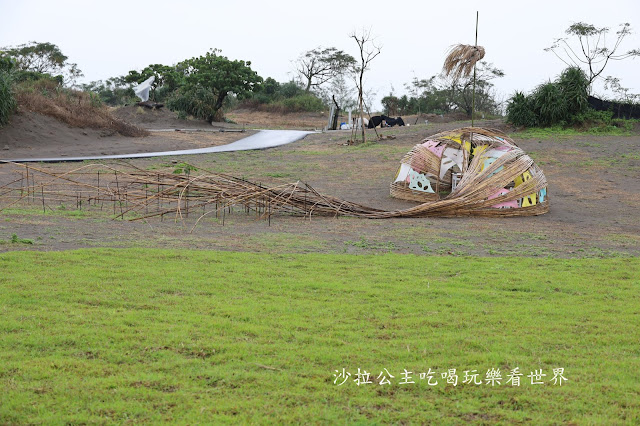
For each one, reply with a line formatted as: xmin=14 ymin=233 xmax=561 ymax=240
xmin=472 ymin=11 xmax=479 ymax=127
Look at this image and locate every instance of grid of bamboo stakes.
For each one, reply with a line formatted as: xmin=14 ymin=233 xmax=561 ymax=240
xmin=0 ymin=128 xmax=548 ymax=227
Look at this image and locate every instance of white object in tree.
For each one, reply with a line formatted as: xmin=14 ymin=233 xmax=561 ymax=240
xmin=134 ymin=76 xmax=155 ymax=102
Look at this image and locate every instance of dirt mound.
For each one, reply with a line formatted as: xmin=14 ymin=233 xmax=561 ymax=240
xmin=0 ymin=111 xmax=132 ymax=153
xmin=112 ymin=105 xmax=218 ymax=130
xmin=0 ymin=110 xmax=254 ymax=159
xmin=15 ymin=81 xmax=147 ymax=138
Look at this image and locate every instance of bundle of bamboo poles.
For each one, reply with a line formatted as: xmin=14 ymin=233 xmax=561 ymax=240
xmin=0 ymin=127 xmax=548 ymax=227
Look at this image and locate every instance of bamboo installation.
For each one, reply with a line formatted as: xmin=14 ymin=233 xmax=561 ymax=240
xmin=390 ymin=127 xmax=548 ymax=216
xmin=442 ymin=44 xmax=485 ymax=80
xmin=0 ymin=127 xmax=548 ymax=228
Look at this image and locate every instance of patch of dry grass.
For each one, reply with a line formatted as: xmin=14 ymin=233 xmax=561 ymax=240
xmin=15 ymin=80 xmax=148 ymax=137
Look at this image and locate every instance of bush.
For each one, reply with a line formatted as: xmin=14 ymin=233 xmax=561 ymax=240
xmin=0 ymin=72 xmax=16 ymax=126
xmin=532 ymin=82 xmax=569 ymax=127
xmin=558 ymin=67 xmax=589 ymax=114
xmin=238 ymin=78 xmax=326 ymax=113
xmin=278 ymin=94 xmax=325 ymax=112
xmin=0 ymin=71 xmax=16 ymax=127
xmin=506 ymin=66 xmax=591 ymax=128
xmin=506 ymin=92 xmax=537 ymax=127
xmin=572 ymin=109 xmax=614 ymax=130
xmin=167 ymin=87 xmax=222 ymax=123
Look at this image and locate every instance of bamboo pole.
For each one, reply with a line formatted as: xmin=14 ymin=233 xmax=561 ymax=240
xmin=472 ymin=11 xmax=479 ymax=128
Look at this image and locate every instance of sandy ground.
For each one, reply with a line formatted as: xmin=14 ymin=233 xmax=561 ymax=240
xmin=1 ymin=117 xmax=639 ymax=258
xmin=0 ymin=111 xmax=255 ymax=160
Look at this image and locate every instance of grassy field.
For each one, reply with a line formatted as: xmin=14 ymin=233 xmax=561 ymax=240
xmin=1 ymin=249 xmax=639 ymax=423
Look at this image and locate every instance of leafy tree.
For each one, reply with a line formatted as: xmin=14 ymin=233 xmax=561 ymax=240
xmin=603 ymin=76 xmax=640 ymax=105
xmin=124 ymin=63 xmax=181 ymax=102
xmin=82 ymin=77 xmax=138 ymax=106
xmin=295 ymin=47 xmax=356 ymax=92
xmin=381 ymin=94 xmax=399 ymax=116
xmin=326 ymin=74 xmax=356 ymax=111
xmin=398 ymin=63 xmax=504 ymax=117
xmin=1 ymin=42 xmax=83 ymax=86
xmin=439 ymin=62 xmax=504 ymax=116
xmin=546 ymin=22 xmax=640 ymax=89
xmin=168 ymin=49 xmax=262 ymax=123
xmin=261 ymin=77 xmax=281 ymax=96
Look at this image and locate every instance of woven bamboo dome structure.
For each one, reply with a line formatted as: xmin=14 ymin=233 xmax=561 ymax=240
xmin=390 ymin=127 xmax=548 ymax=217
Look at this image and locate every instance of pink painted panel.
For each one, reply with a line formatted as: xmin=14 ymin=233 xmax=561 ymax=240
xmin=421 ymin=140 xmax=445 ymax=157
xmin=488 ymin=188 xmax=518 ymax=209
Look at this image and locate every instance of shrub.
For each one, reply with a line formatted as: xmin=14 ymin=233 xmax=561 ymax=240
xmin=0 ymin=71 xmax=17 ymax=126
xmin=572 ymin=108 xmax=614 ymax=129
xmin=506 ymin=91 xmax=537 ymax=127
xmin=506 ymin=66 xmax=591 ymax=128
xmin=279 ymin=94 xmax=325 ymax=112
xmin=558 ymin=67 xmax=589 ymax=114
xmin=237 ymin=79 xmax=326 ymax=113
xmin=167 ymin=87 xmax=223 ymax=123
xmin=531 ymin=82 xmax=569 ymax=127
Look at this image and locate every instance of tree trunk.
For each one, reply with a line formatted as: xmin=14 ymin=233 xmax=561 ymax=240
xmin=359 ymin=73 xmax=365 ymax=144
xmin=330 ymin=95 xmax=340 ymax=130
xmin=210 ymin=92 xmax=227 ymax=123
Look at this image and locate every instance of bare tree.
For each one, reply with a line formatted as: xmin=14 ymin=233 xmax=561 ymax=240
xmin=350 ymin=29 xmax=381 ymax=144
xmin=545 ymin=22 xmax=640 ymax=90
xmin=295 ymin=47 xmax=355 ymax=92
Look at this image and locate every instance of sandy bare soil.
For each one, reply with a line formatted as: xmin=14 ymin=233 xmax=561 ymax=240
xmin=111 ymin=105 xmax=223 ymax=130
xmin=0 ymin=111 xmax=255 ymax=160
xmin=1 ymin=118 xmax=639 ymax=258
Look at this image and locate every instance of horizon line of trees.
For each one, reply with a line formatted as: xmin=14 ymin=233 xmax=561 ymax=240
xmin=3 ymin=22 xmax=639 ymax=129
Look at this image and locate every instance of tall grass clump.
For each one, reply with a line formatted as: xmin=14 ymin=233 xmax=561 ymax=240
xmin=0 ymin=71 xmax=16 ymax=127
xmin=507 ymin=66 xmax=592 ymax=128
xmin=505 ymin=92 xmax=537 ymax=127
xmin=532 ymin=81 xmax=569 ymax=127
xmin=0 ymin=55 xmax=17 ymax=127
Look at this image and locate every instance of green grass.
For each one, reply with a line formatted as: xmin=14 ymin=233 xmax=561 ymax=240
xmin=0 ymin=249 xmax=639 ymax=423
xmin=0 ymin=233 xmax=34 ymax=245
xmin=510 ymin=126 xmax=632 ymax=139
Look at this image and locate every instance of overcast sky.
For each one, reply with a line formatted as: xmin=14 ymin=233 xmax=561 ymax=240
xmin=2 ymin=0 xmax=639 ymax=109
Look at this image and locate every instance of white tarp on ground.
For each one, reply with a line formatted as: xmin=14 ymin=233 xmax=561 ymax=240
xmin=134 ymin=76 xmax=155 ymax=101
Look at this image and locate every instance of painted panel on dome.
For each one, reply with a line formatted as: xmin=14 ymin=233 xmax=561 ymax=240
xmin=440 ymin=147 xmax=465 ymax=179
xmin=394 ymin=163 xmax=412 ymax=183
xmin=408 ymin=170 xmax=435 ymax=193
xmin=421 ymin=140 xmax=445 ymax=158
xmin=488 ymin=188 xmax=518 ymax=209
